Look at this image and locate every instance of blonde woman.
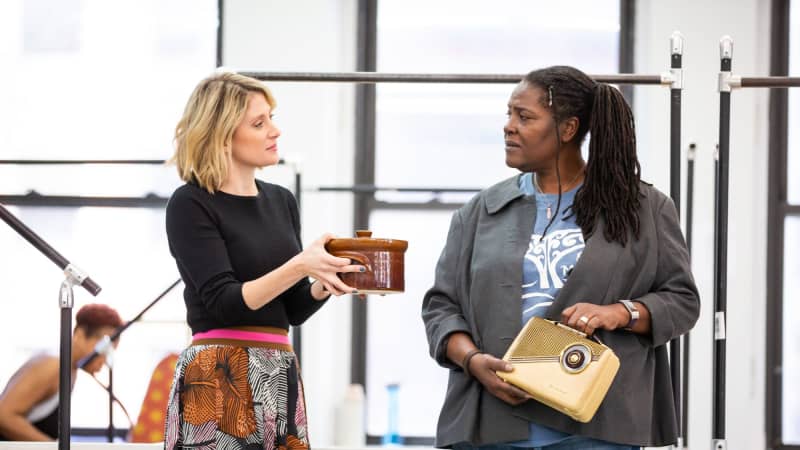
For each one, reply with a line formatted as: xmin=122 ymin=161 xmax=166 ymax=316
xmin=164 ymin=72 xmax=363 ymax=450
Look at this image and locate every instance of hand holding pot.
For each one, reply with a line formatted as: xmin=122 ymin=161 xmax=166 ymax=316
xmin=325 ymin=230 xmax=408 ymax=294
xmin=293 ymin=233 xmax=366 ymax=296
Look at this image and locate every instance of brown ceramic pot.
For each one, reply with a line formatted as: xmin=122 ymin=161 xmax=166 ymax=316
xmin=325 ymin=230 xmax=408 ymax=294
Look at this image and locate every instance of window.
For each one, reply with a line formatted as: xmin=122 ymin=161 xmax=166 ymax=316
xmin=780 ymin=0 xmax=800 ymax=444
xmin=782 ymin=217 xmax=800 ymax=445
xmin=789 ymin=0 xmax=800 ymax=205
xmin=0 ymin=0 xmax=218 ymax=432
xmin=362 ymin=0 xmax=623 ymax=439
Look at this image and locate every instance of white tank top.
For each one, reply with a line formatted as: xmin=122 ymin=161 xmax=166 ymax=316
xmin=27 ymin=393 xmax=59 ymax=422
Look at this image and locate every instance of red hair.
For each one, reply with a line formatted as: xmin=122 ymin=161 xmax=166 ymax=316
xmin=75 ymin=303 xmax=123 ymax=337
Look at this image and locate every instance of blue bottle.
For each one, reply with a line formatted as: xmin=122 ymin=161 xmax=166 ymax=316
xmin=382 ymin=383 xmax=403 ymax=445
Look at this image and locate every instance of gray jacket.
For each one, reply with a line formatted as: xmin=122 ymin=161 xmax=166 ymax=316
xmin=422 ymin=175 xmax=700 ymax=447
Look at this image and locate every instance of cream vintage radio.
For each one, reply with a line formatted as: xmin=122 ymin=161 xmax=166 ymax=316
xmin=496 ymin=317 xmax=620 ymax=423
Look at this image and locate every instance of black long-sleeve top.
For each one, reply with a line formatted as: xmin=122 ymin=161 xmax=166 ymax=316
xmin=165 ymin=180 xmax=325 ymax=334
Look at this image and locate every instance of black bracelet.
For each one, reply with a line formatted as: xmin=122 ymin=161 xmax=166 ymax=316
xmin=461 ymin=349 xmax=484 ymax=378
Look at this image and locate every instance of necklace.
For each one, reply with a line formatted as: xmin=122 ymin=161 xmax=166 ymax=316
xmin=533 ymin=168 xmax=584 ymax=220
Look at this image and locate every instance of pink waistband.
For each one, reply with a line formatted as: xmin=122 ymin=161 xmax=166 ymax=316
xmin=192 ymin=328 xmax=290 ymax=345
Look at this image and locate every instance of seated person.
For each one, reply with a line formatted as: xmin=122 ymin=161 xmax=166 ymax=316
xmin=0 ymin=303 xmax=123 ymax=440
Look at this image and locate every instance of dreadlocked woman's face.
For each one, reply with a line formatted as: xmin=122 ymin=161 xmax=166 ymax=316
xmin=503 ymin=83 xmax=560 ymax=173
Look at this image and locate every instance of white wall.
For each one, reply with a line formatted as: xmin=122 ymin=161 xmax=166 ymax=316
xmin=635 ymin=1 xmax=772 ymax=449
xmin=223 ymin=0 xmax=358 ymax=446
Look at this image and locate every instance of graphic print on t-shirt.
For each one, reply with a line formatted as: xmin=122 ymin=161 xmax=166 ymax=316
xmin=521 ymin=228 xmax=585 ymax=322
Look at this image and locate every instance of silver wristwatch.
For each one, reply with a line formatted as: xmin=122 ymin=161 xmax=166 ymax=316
xmin=619 ymin=299 xmax=639 ymax=330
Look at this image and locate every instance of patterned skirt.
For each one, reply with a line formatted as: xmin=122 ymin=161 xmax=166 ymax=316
xmin=164 ymin=327 xmax=309 ymax=450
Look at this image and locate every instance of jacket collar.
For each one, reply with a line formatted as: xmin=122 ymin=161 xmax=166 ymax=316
xmin=485 ymin=175 xmax=525 ymax=215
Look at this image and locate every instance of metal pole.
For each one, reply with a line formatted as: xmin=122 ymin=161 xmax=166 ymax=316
xmin=0 ymin=159 xmax=166 ymax=165
xmin=668 ymin=30 xmax=684 ymax=450
xmin=351 ymin=0 xmax=377 ymax=388
xmin=238 ymin=70 xmax=667 ymax=85
xmin=58 ymin=279 xmax=75 ymax=450
xmin=0 ymin=205 xmax=101 ymax=295
xmin=740 ymin=76 xmax=800 ymax=87
xmin=713 ymin=36 xmax=733 ymax=450
xmin=0 ymin=158 xmax=289 ymax=166
xmin=317 ymin=185 xmax=482 ymax=194
xmin=292 ymin=165 xmax=303 ymax=363
xmin=682 ymin=142 xmax=696 ymax=449
xmin=107 ymin=369 xmax=114 ymax=442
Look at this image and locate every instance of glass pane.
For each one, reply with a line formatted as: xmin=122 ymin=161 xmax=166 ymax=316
xmin=0 ymin=206 xmax=188 ymax=428
xmin=789 ymin=0 xmax=800 ymax=204
xmin=783 ymin=217 xmax=800 ymax=444
xmin=377 ymin=0 xmax=620 ymax=74
xmin=365 ymin=209 xmax=455 ymax=437
xmin=376 ymin=84 xmax=517 ymax=193
xmin=375 ymin=0 xmax=620 ymax=192
xmin=0 ymin=0 xmax=217 ymax=162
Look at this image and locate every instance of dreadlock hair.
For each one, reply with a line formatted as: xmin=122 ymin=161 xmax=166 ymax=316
xmin=523 ymin=66 xmax=641 ymax=246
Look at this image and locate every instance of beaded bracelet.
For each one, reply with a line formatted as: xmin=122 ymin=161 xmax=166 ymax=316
xmin=461 ymin=349 xmax=484 ymax=378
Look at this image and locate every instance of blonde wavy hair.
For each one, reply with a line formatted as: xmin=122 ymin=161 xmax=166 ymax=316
xmin=170 ymin=72 xmax=276 ymax=193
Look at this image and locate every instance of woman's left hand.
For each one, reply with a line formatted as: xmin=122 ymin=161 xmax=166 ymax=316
xmin=560 ymin=302 xmax=629 ymax=336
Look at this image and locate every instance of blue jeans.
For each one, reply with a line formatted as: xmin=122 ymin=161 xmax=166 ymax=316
xmin=453 ymin=437 xmax=640 ymax=450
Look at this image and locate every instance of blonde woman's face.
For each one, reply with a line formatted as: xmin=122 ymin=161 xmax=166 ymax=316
xmin=230 ymin=92 xmax=281 ymax=169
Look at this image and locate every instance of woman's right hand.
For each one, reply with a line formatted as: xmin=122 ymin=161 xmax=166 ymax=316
xmin=293 ymin=234 xmax=365 ymax=296
xmin=469 ymin=353 xmax=531 ymax=406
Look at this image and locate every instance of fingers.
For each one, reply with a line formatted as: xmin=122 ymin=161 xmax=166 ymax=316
xmin=316 ymin=274 xmax=355 ymax=297
xmin=482 ymin=354 xmax=513 ymax=373
xmin=326 ymin=254 xmax=353 ymax=267
xmin=585 ymin=316 xmax=600 ymax=336
xmin=486 ymin=375 xmax=530 ymax=406
xmin=320 ymin=281 xmax=344 ymax=297
xmin=312 ymin=253 xmax=364 ymax=274
xmin=561 ymin=302 xmax=595 ymax=333
xmin=471 ymin=354 xmax=530 ymax=406
xmin=561 ymin=303 xmax=620 ymax=334
xmin=322 ymin=283 xmax=365 ymax=299
xmin=504 ymin=383 xmax=533 ymax=402
xmin=315 ymin=233 xmax=336 ymax=244
xmin=560 ymin=305 xmax=578 ymax=327
xmin=340 ymin=264 xmax=367 ymax=274
xmin=576 ymin=315 xmax=592 ymax=334
xmin=494 ymin=387 xmax=529 ymax=406
xmin=562 ymin=308 xmax=583 ymax=330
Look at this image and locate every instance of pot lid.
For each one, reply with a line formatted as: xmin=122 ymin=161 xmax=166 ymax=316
xmin=325 ymin=230 xmax=408 ymax=252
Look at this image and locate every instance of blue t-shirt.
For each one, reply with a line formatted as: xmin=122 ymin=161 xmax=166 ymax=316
xmin=510 ymin=172 xmax=585 ymax=447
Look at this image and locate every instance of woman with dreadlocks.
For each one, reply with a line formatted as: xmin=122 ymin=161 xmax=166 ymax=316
xmin=422 ymin=66 xmax=699 ymax=449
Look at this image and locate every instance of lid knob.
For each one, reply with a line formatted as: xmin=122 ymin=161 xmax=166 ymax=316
xmin=355 ymin=230 xmax=372 ymax=238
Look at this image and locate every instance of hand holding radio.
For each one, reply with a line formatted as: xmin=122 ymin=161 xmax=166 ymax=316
xmin=560 ymin=302 xmax=630 ymax=336
xmin=468 ymin=352 xmax=532 ymax=406
xmin=447 ymin=332 xmax=532 ymax=406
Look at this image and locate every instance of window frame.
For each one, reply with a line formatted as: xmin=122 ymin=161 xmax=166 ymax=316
xmin=766 ymin=0 xmax=800 ymax=449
